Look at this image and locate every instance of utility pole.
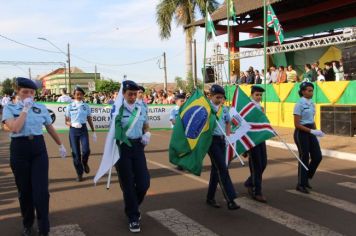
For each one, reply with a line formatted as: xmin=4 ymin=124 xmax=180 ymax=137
xmin=193 ymin=39 xmax=197 ymax=88
xmin=163 ymin=52 xmax=167 ymax=92
xmin=64 ymin=64 xmax=67 ymax=91
xmin=95 ymin=65 xmax=97 ymax=80
xmin=67 ymin=43 xmax=72 ymax=92
xmin=28 ymin=68 xmax=32 ymax=79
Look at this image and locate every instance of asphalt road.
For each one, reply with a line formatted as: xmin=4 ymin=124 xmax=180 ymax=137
xmin=1 ymin=130 xmax=356 ymax=236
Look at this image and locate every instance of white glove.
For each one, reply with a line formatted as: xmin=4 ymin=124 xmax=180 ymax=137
xmin=92 ymin=132 xmax=97 ymax=142
xmin=71 ymin=122 xmax=82 ymax=128
xmin=22 ymin=97 xmax=34 ymax=113
xmin=141 ymin=132 xmax=151 ymax=146
xmin=310 ymin=129 xmax=325 ymax=137
xmin=59 ymin=144 xmax=67 ymax=158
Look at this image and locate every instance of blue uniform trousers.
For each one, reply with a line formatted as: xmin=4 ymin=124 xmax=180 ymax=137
xmin=115 ymin=139 xmax=150 ymax=223
xmin=207 ymin=136 xmax=237 ymax=202
xmin=244 ymin=142 xmax=267 ymax=196
xmin=294 ymin=124 xmax=322 ymax=187
xmin=69 ymin=124 xmax=90 ymax=176
xmin=10 ymin=135 xmax=50 ymax=234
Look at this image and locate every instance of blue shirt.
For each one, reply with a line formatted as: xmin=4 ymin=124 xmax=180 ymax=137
xmin=120 ymin=101 xmax=149 ymax=139
xmin=293 ymin=97 xmax=315 ymax=125
xmin=212 ymin=105 xmax=231 ymax=136
xmin=65 ymin=101 xmax=91 ymax=124
xmin=169 ymin=105 xmax=180 ymax=127
xmin=2 ymin=102 xmax=52 ymax=137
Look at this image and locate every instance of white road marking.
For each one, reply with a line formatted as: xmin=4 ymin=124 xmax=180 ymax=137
xmin=337 ymin=182 xmax=356 ymax=190
xmin=147 ymin=208 xmax=218 ymax=236
xmin=238 ymin=197 xmax=343 ymax=236
xmin=287 ymin=190 xmax=356 ymax=215
xmin=147 ymin=160 xmax=344 ymax=236
xmin=50 ymin=224 xmax=85 ymax=236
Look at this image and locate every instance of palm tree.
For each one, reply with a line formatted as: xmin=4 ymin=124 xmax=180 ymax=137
xmin=156 ymin=0 xmax=219 ymax=77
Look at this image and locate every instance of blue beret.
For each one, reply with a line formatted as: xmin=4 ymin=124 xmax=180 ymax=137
xmin=138 ymin=86 xmax=145 ymax=92
xmin=210 ymin=84 xmax=225 ymax=95
xmin=175 ymin=94 xmax=185 ymax=100
xmin=16 ymin=77 xmax=37 ymax=90
xmin=251 ymin=85 xmax=265 ymax=93
xmin=123 ymin=80 xmax=139 ymax=91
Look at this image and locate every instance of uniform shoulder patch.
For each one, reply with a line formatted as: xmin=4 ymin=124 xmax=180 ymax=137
xmin=32 ymin=107 xmax=41 ymax=114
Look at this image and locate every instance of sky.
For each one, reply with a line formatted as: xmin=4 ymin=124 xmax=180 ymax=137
xmin=0 ymin=0 xmax=262 ymax=84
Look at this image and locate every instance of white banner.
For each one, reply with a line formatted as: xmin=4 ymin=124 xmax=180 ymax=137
xmin=40 ymin=102 xmax=174 ymax=131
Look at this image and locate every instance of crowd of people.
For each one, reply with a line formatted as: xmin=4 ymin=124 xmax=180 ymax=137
xmin=233 ymin=60 xmax=345 ymax=85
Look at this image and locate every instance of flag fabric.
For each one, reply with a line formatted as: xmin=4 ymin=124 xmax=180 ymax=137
xmin=227 ymin=107 xmax=251 ymax=144
xmin=228 ymin=0 xmax=237 ymax=22
xmin=169 ymin=90 xmax=216 ymax=176
xmin=206 ymin=12 xmax=217 ymax=41
xmin=225 ymin=86 xmax=276 ymax=165
xmin=94 ymin=79 xmax=125 ymax=184
xmin=267 ymin=5 xmax=284 ymax=45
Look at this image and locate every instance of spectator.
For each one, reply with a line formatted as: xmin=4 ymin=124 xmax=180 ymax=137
xmin=238 ymin=72 xmax=247 ymax=84
xmin=277 ymin=66 xmax=287 ymax=83
xmin=317 ymin=69 xmax=325 ymax=81
xmin=333 ymin=60 xmax=344 ymax=81
xmin=302 ymin=64 xmax=313 ymax=82
xmin=269 ymin=66 xmax=278 ymax=83
xmin=286 ymin=65 xmax=298 ymax=83
xmin=57 ymin=88 xmax=72 ymax=103
xmin=167 ymin=90 xmax=175 ymax=104
xmin=1 ymin=94 xmax=10 ymax=107
xmin=254 ymin=70 xmax=262 ymax=84
xmin=311 ymin=62 xmax=318 ymax=82
xmin=246 ymin=70 xmax=255 ymax=84
xmin=324 ymin=62 xmax=336 ymax=81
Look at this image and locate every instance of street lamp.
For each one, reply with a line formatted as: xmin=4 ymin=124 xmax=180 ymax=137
xmin=38 ymin=37 xmax=71 ymax=92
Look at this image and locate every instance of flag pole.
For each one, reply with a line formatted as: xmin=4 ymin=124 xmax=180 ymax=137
xmin=202 ymin=4 xmax=209 ymax=93
xmin=216 ymin=120 xmax=245 ymax=166
xmin=274 ymin=131 xmax=309 ymax=171
xmin=263 ymin=0 xmax=268 ymax=112
xmin=226 ymin=0 xmax=232 ymax=106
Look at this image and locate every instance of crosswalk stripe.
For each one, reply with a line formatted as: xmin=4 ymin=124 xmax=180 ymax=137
xmin=239 ymin=197 xmax=343 ymax=236
xmin=50 ymin=224 xmax=85 ymax=236
xmin=147 ymin=208 xmax=218 ymax=236
xmin=287 ymin=190 xmax=356 ymax=215
xmin=337 ymin=182 xmax=356 ymax=190
xmin=147 ymin=160 xmax=344 ymax=236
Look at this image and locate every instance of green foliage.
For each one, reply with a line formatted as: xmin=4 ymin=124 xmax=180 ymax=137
xmin=95 ymin=79 xmax=120 ymax=93
xmin=1 ymin=78 xmax=14 ymax=95
xmin=174 ymin=73 xmax=202 ymax=94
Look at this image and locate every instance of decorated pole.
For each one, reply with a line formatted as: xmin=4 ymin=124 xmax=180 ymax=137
xmin=263 ymin=0 xmax=268 ymax=112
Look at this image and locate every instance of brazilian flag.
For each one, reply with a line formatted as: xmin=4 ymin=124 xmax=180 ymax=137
xmin=169 ymin=90 xmax=216 ymax=176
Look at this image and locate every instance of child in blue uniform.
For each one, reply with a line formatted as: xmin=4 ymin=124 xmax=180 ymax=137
xmin=115 ymin=80 xmax=151 ymax=233
xmin=244 ymin=86 xmax=268 ymax=203
xmin=2 ymin=77 xmax=66 ymax=236
xmin=294 ymin=82 xmax=324 ymax=194
xmin=65 ymin=87 xmax=96 ymax=182
xmin=206 ymin=85 xmax=240 ymax=210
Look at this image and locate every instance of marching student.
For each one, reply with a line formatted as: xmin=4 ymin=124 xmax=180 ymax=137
xmin=2 ymin=77 xmax=66 ymax=236
xmin=206 ymin=84 xmax=240 ymax=210
xmin=115 ymin=80 xmax=151 ymax=233
xmin=244 ymin=86 xmax=268 ymax=203
xmin=65 ymin=86 xmax=96 ymax=182
xmin=293 ymin=82 xmax=324 ymax=194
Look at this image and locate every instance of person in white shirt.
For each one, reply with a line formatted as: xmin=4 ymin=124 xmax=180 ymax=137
xmin=57 ymin=88 xmax=72 ymax=103
xmin=317 ymin=69 xmax=325 ymax=82
xmin=269 ymin=66 xmax=278 ymax=83
xmin=1 ymin=94 xmax=10 ymax=107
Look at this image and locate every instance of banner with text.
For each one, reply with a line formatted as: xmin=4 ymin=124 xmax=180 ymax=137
xmin=40 ymin=102 xmax=175 ymax=131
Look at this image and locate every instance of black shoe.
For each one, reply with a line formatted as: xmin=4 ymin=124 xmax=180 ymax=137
xmin=227 ymin=201 xmax=241 ymax=210
xmin=206 ymin=199 xmax=221 ymax=208
xmin=306 ymin=182 xmax=312 ymax=189
xmin=254 ymin=195 xmax=267 ymax=203
xmin=22 ymin=227 xmax=32 ymax=236
xmin=296 ymin=185 xmax=310 ymax=194
xmin=129 ymin=221 xmax=141 ymax=233
xmin=76 ymin=175 xmax=83 ymax=182
xmin=176 ymin=165 xmax=184 ymax=171
xmin=83 ymin=163 xmax=90 ymax=174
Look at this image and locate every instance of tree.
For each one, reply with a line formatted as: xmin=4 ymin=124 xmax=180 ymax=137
xmin=95 ymin=79 xmax=120 ymax=93
xmin=156 ymin=0 xmax=219 ymax=77
xmin=174 ymin=76 xmax=186 ymax=91
xmin=1 ymin=78 xmax=14 ymax=95
xmin=175 ymin=73 xmax=203 ymax=94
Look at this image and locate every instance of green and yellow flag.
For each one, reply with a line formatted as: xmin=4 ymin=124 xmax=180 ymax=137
xmin=169 ymin=90 xmax=216 ymax=176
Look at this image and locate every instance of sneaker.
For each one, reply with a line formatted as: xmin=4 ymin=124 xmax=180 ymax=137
xmin=129 ymin=221 xmax=141 ymax=233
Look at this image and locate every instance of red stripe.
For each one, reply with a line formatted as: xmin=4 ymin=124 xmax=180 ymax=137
xmin=250 ymin=124 xmax=273 ymax=130
xmin=240 ymin=103 xmax=254 ymax=117
xmin=241 ymin=135 xmax=253 ymax=149
xmin=231 ymin=117 xmax=239 ymax=126
xmin=232 ymin=86 xmax=239 ymax=107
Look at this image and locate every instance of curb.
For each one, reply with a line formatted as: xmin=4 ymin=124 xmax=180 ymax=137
xmin=266 ymin=140 xmax=356 ymax=162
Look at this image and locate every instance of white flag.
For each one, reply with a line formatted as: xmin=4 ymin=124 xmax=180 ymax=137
xmin=94 ymin=79 xmax=125 ymax=184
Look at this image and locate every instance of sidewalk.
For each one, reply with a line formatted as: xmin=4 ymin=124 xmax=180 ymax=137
xmin=272 ymin=127 xmax=356 ymax=154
